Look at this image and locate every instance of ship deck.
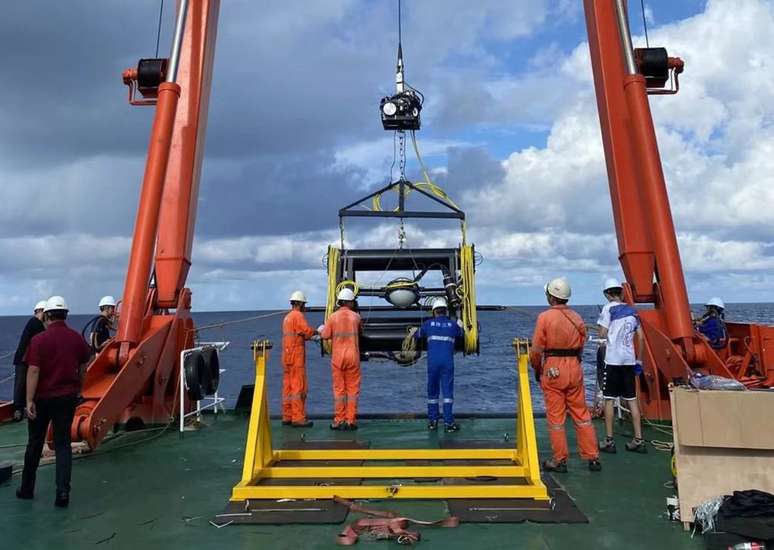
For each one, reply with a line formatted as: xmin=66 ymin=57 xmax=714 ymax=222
xmin=0 ymin=415 xmax=701 ymax=549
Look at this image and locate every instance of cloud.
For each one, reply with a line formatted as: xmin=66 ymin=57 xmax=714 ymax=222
xmin=2 ymin=1 xmax=774 ymax=314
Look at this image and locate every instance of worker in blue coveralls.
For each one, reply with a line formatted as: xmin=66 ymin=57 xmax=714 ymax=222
xmin=696 ymin=297 xmax=728 ymax=350
xmin=411 ymin=297 xmax=463 ymax=433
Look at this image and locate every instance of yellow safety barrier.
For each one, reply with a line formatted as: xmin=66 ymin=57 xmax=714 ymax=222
xmin=230 ymin=338 xmax=547 ymax=502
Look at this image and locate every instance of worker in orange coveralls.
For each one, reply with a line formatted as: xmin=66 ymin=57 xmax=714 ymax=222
xmin=319 ymin=288 xmax=362 ymax=431
xmin=530 ymin=277 xmax=602 ymax=473
xmin=281 ymin=290 xmax=318 ymax=428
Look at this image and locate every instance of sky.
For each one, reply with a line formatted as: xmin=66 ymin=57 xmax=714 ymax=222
xmin=1 ymin=0 xmax=773 ymax=314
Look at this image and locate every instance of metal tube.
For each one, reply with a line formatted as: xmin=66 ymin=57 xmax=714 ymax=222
xmin=614 ymin=0 xmax=638 ymax=75
xmin=166 ymin=0 xmax=191 ymax=82
xmin=117 ymin=83 xmax=181 ymax=347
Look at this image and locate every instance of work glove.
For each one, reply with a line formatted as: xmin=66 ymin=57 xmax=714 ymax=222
xmin=547 ymin=367 xmax=560 ymax=379
xmin=311 ymin=334 xmax=321 ymax=342
xmin=317 ymin=324 xmax=325 ymax=334
xmin=456 ymin=319 xmax=464 ymax=329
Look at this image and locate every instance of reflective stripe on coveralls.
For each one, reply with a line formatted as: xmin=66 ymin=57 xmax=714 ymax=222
xmin=416 ymin=316 xmax=462 ymax=425
xmin=530 ymin=305 xmax=599 ymax=462
xmin=321 ymin=308 xmax=362 ymax=425
xmin=281 ymin=310 xmax=316 ymax=423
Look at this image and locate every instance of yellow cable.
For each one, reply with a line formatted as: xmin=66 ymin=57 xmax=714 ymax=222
xmin=460 ymin=244 xmax=478 ymax=354
xmin=370 ymin=133 xmax=467 ymax=246
xmin=324 ymin=246 xmax=341 ymax=354
xmin=326 ymin=246 xmax=340 ymax=321
xmin=335 ymin=279 xmax=360 ymax=297
xmin=384 ymin=279 xmax=417 ymax=290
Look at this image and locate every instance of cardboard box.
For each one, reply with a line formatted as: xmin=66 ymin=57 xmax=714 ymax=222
xmin=671 ymin=386 xmax=774 ymax=524
xmin=673 ymin=388 xmax=774 ymax=450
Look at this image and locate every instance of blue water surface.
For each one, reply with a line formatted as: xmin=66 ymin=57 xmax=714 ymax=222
xmin=1 ymin=304 xmax=773 ymax=414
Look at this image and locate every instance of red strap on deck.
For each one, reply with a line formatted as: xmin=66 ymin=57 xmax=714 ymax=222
xmin=334 ymin=496 xmax=459 ymax=545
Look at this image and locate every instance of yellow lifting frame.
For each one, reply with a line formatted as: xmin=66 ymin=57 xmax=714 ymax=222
xmin=231 ymin=338 xmax=548 ymax=501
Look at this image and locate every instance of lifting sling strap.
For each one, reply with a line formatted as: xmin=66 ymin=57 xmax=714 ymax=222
xmin=334 ymin=496 xmax=459 ymax=545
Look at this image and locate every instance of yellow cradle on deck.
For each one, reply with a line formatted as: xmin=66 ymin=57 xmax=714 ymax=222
xmin=231 ymin=339 xmax=548 ymax=502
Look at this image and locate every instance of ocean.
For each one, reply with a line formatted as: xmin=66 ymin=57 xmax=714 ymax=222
xmin=2 ymin=304 xmax=773 ymax=415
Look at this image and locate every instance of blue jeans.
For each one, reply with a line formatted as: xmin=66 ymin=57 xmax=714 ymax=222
xmin=427 ymin=362 xmax=454 ymax=425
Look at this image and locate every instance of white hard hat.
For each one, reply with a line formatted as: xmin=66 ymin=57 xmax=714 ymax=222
xmin=98 ymin=295 xmax=117 ymax=308
xmin=706 ymin=297 xmax=725 ymax=310
xmin=44 ymin=295 xmax=69 ymax=312
xmin=544 ymin=278 xmax=571 ymax=300
xmin=34 ymin=300 xmax=47 ymax=312
xmin=289 ymin=290 xmax=307 ymax=303
xmin=337 ymin=288 xmax=356 ymax=302
xmin=602 ymin=278 xmax=623 ymax=292
xmin=431 ymin=297 xmax=448 ymax=311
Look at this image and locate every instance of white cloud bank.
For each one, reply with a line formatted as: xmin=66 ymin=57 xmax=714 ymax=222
xmin=2 ymin=0 xmax=774 ymax=313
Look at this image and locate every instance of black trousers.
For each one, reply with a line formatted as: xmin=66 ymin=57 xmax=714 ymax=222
xmin=13 ymin=363 xmax=27 ymax=412
xmin=21 ymin=394 xmax=77 ymax=495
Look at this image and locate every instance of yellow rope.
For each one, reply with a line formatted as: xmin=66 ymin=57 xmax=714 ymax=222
xmin=335 ymin=279 xmax=360 ymax=297
xmin=369 ymin=133 xmax=467 ymax=244
xmin=326 ymin=246 xmax=341 ymax=322
xmin=324 ymin=246 xmax=342 ymax=355
xmin=460 ymin=244 xmax=478 ymax=354
xmin=395 ymin=328 xmax=419 ymax=366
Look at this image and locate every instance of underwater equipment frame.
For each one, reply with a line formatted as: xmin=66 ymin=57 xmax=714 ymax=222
xmin=328 ymin=178 xmax=479 ymax=360
xmin=231 ymin=340 xmax=548 ymax=502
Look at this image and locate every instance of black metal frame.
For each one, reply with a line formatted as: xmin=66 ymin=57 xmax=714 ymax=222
xmin=328 ymin=179 xmax=473 ymax=361
xmin=339 ymin=178 xmax=465 ymax=221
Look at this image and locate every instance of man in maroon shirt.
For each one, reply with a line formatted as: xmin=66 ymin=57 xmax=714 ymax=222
xmin=17 ymin=296 xmax=91 ymax=508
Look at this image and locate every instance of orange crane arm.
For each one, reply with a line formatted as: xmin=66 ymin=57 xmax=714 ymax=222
xmin=73 ymin=0 xmax=220 ymax=448
xmin=583 ymin=0 xmax=695 ymax=355
xmin=581 ymin=0 xmax=774 ymax=419
xmin=155 ymin=0 xmax=220 ymax=309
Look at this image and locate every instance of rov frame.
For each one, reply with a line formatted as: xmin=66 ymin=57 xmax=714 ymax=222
xmin=231 ymin=339 xmax=549 ymax=502
xmin=325 ymin=177 xmax=480 ymax=358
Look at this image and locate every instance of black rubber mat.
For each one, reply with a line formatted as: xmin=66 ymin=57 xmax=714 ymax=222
xmin=445 ymin=474 xmax=588 ymax=523
xmin=276 ymin=439 xmax=370 ymax=467
xmin=215 ymin=439 xmax=370 ymax=525
xmin=280 ymin=439 xmax=370 ymax=450
xmin=214 ymin=498 xmax=349 ymax=525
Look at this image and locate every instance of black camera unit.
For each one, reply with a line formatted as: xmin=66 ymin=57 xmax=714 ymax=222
xmin=380 ymin=90 xmax=422 ymax=131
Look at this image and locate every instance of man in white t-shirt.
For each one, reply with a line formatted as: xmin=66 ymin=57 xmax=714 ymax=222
xmin=597 ymin=279 xmax=646 ymax=454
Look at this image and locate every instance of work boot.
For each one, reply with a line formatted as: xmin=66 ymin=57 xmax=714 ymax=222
xmin=282 ymin=419 xmax=292 ymax=426
xmin=444 ymin=422 xmax=460 ymax=433
xmin=54 ymin=492 xmax=69 ymax=508
xmin=345 ymin=423 xmax=358 ymax=431
xmin=427 ymin=420 xmax=438 ymax=431
xmin=625 ymin=438 xmax=648 ymax=454
xmin=16 ymin=488 xmax=33 ymax=500
xmin=329 ymin=422 xmax=344 ymax=431
xmin=588 ymin=459 xmax=602 ymax=472
xmin=291 ymin=420 xmax=313 ymax=428
xmin=542 ymin=459 xmax=568 ymax=473
xmin=599 ymin=437 xmax=617 ymax=454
